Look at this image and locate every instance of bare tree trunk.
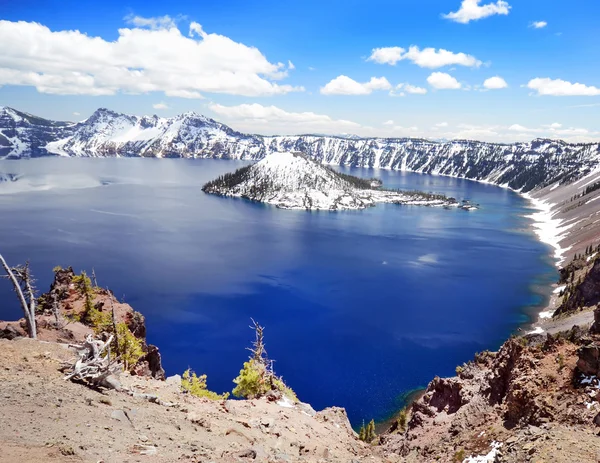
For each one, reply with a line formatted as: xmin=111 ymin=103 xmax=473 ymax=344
xmin=0 ymin=253 xmax=36 ymax=338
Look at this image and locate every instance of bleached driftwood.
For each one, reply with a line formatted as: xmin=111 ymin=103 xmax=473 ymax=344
xmin=0 ymin=254 xmax=37 ymax=338
xmin=63 ymin=334 xmax=121 ymax=390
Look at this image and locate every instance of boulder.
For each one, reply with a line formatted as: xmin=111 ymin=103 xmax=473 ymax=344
xmin=0 ymin=324 xmax=24 ymax=340
xmin=591 ymin=307 xmax=600 ymax=334
xmin=577 ymin=345 xmax=600 ymax=376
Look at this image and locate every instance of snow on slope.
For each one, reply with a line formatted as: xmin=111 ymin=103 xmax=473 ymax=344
xmin=2 ymin=106 xmax=600 ymax=194
xmin=45 ymin=108 xmax=265 ymax=159
xmin=201 ymin=151 xmax=455 ymax=210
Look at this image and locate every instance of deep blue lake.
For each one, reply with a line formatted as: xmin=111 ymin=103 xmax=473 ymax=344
xmin=0 ymin=158 xmax=557 ymax=425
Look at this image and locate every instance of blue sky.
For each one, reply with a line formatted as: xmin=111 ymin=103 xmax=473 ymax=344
xmin=1 ymin=0 xmax=599 ymax=141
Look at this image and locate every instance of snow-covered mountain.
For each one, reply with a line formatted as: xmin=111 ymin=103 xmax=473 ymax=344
xmin=2 ymin=106 xmax=600 ymax=192
xmin=0 ymin=107 xmax=73 ymax=158
xmin=45 ymin=108 xmax=264 ymax=159
xmin=202 ymin=151 xmax=456 ymax=210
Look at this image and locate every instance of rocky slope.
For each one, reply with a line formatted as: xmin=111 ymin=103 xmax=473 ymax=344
xmin=202 ymin=151 xmax=457 ymax=210
xmin=0 ymin=267 xmax=164 ymax=380
xmin=2 ymin=106 xmax=600 ymax=193
xmin=0 ymin=337 xmax=378 ymax=463
xmin=380 ymin=323 xmax=600 ymax=462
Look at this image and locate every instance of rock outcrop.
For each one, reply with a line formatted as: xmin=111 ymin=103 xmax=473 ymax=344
xmin=1 ymin=266 xmax=164 ymax=379
xmin=381 ymin=331 xmax=600 ymax=462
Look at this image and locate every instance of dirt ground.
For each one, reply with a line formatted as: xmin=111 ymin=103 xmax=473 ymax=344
xmin=0 ymin=338 xmax=384 ymax=463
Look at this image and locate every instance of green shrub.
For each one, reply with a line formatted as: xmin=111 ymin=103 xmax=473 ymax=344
xmin=397 ymin=409 xmax=408 ymax=432
xmin=116 ymin=323 xmax=144 ymax=370
xmin=52 ymin=265 xmax=63 ymax=273
xmin=232 ymin=320 xmax=298 ymax=402
xmin=453 ymin=449 xmax=465 ymax=462
xmin=359 ymin=419 xmax=376 ymax=443
xmin=181 ymin=369 xmax=229 ymax=400
xmin=232 ymin=359 xmax=270 ymax=399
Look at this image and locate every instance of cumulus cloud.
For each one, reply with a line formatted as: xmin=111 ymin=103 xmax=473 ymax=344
xmin=320 ymin=75 xmax=391 ymax=95
xmin=153 ymin=102 xmax=169 ymax=110
xmin=208 ymin=103 xmax=362 ymax=134
xmin=383 ymin=120 xmax=394 ymax=126
xmin=527 ymin=78 xmax=600 ymax=96
xmin=390 ymin=83 xmax=428 ymax=97
xmin=427 ymin=72 xmax=462 ymax=89
xmin=124 ymin=14 xmax=178 ymax=30
xmin=530 ymin=21 xmax=548 ymax=29
xmin=483 ymin=76 xmax=508 ymax=89
xmin=73 ymin=112 xmax=81 ymax=116
xmin=368 ymin=46 xmax=481 ymax=68
xmin=444 ymin=0 xmax=511 ymax=24
xmin=0 ymin=19 xmax=303 ymax=98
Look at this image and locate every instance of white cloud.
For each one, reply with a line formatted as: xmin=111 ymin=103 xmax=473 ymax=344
xmin=527 ymin=77 xmax=600 ymax=96
xmin=508 ymin=122 xmax=590 ymax=137
xmin=368 ymin=46 xmax=481 ymax=68
xmin=390 ymin=83 xmax=428 ymax=97
xmin=444 ymin=0 xmax=511 ymax=24
xmin=0 ymin=19 xmax=303 ymax=98
xmin=124 ymin=14 xmax=178 ymax=30
xmin=208 ymin=103 xmax=362 ymax=134
xmin=73 ymin=112 xmax=80 ymax=116
xmin=368 ymin=47 xmax=405 ymax=65
xmin=320 ymin=75 xmax=391 ymax=95
xmin=530 ymin=21 xmax=548 ymax=29
xmin=483 ymin=76 xmax=508 ymax=89
xmin=153 ymin=102 xmax=169 ymax=110
xmin=209 ymin=102 xmax=599 ymax=142
xmin=288 ymin=60 xmax=295 ymax=70
xmin=404 ymin=84 xmax=428 ymax=94
xmin=427 ymin=72 xmax=461 ymax=89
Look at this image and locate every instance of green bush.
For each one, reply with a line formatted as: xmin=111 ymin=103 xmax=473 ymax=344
xmin=116 ymin=323 xmax=144 ymax=370
xmin=232 ymin=359 xmax=270 ymax=399
xmin=397 ymin=409 xmax=408 ymax=432
xmin=359 ymin=419 xmax=376 ymax=443
xmin=181 ymin=369 xmax=229 ymax=400
xmin=232 ymin=359 xmax=297 ymax=401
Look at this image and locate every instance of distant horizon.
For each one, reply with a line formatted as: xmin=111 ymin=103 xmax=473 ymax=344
xmin=3 ymin=104 xmax=598 ymax=147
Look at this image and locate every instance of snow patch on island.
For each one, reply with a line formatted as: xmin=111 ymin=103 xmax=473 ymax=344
xmin=202 ymin=152 xmax=458 ymax=211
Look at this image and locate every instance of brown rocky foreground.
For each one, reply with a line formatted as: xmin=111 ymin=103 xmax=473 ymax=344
xmin=0 ymin=337 xmax=380 ymax=463
xmin=4 ymin=311 xmax=600 ymax=462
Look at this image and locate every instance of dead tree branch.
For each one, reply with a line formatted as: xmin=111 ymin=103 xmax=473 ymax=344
xmin=63 ymin=334 xmax=121 ymax=390
xmin=0 ymin=254 xmax=37 ymax=338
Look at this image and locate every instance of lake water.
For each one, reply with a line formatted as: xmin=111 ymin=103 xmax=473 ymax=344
xmin=0 ymin=158 xmax=557 ymax=425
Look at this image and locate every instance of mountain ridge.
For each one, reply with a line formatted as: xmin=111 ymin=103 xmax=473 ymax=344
xmin=2 ymin=106 xmax=600 ymax=193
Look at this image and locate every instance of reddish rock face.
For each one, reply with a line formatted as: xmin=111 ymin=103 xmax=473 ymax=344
xmin=3 ymin=266 xmax=165 ymax=380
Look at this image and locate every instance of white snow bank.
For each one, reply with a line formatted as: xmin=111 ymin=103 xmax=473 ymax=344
xmin=527 ymin=326 xmax=545 ymax=335
xmin=521 ymin=193 xmax=571 ymax=268
xmin=463 ymin=442 xmax=502 ymax=463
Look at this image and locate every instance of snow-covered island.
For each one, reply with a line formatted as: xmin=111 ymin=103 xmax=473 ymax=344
xmin=202 ymin=151 xmax=458 ymax=211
